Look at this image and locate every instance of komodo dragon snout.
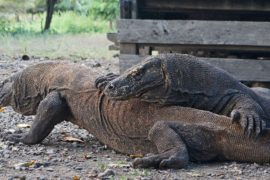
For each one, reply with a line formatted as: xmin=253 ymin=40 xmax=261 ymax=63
xmin=0 ymin=77 xmax=13 ymax=107
xmin=104 ymin=57 xmax=165 ymax=99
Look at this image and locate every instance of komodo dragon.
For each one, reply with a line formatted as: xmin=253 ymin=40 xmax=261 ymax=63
xmin=252 ymin=87 xmax=270 ymax=102
xmin=96 ymin=54 xmax=270 ymax=136
xmin=2 ymin=62 xmax=270 ymax=169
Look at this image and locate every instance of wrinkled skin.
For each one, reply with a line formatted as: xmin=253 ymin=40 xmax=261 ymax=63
xmin=4 ymin=62 xmax=270 ymax=169
xmin=252 ymin=87 xmax=270 ymax=101
xmin=97 ymin=54 xmax=270 ymax=136
xmin=0 ymin=77 xmax=14 ymax=107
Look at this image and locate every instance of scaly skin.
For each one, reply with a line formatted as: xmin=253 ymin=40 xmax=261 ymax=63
xmin=2 ymin=62 xmax=270 ymax=169
xmin=98 ymin=54 xmax=270 ymax=136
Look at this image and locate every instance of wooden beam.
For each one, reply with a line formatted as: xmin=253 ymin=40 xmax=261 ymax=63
xmin=119 ymin=54 xmax=142 ymax=73
xmin=141 ymin=0 xmax=270 ymax=12
xmin=107 ymin=32 xmax=118 ymax=43
xmin=118 ymin=20 xmax=270 ymax=47
xmin=119 ymin=54 xmax=270 ymax=82
xmin=120 ymin=43 xmax=137 ymax=54
xmin=120 ymin=0 xmax=132 ymax=19
xmin=131 ymin=0 xmax=138 ymax=19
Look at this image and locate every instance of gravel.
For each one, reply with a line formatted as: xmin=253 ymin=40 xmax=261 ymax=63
xmin=1 ymin=55 xmax=270 ymax=179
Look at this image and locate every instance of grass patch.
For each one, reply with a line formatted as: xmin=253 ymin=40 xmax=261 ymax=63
xmin=0 ymin=11 xmax=115 ymax=35
xmin=0 ymin=33 xmax=117 ymax=60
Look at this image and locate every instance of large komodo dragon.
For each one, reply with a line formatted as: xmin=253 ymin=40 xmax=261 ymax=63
xmin=97 ymin=53 xmax=270 ymax=136
xmin=2 ymin=62 xmax=270 ymax=169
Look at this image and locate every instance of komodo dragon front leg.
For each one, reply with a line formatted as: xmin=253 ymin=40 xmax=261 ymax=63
xmin=227 ymin=94 xmax=267 ymax=136
xmin=6 ymin=91 xmax=70 ymax=145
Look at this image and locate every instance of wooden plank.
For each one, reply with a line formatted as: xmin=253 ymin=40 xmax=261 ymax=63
xmin=119 ymin=54 xmax=142 ymax=73
xmin=139 ymin=45 xmax=151 ymax=56
xmin=119 ymin=54 xmax=270 ymax=82
xmin=131 ymin=0 xmax=138 ymax=19
xmin=141 ymin=0 xmax=270 ymax=12
xmin=109 ymin=45 xmax=119 ymax=51
xmin=118 ymin=20 xmax=270 ymax=47
xmin=149 ymin=44 xmax=270 ymax=53
xmin=120 ymin=0 xmax=132 ymax=19
xmin=107 ymin=32 xmax=118 ymax=43
xmin=120 ymin=43 xmax=137 ymax=54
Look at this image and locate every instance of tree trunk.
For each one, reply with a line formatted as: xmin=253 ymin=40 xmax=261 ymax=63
xmin=44 ymin=0 xmax=57 ymax=31
xmin=109 ymin=20 xmax=113 ymax=30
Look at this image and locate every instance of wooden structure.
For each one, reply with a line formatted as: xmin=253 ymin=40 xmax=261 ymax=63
xmin=108 ymin=0 xmax=270 ymax=82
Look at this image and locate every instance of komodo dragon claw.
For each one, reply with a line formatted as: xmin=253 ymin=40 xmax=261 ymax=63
xmin=95 ymin=73 xmax=119 ymax=90
xmin=133 ymin=152 xmax=188 ymax=169
xmin=230 ymin=110 xmax=266 ymax=137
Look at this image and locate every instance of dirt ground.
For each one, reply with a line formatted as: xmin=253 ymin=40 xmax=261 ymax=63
xmin=1 ymin=36 xmax=270 ymax=179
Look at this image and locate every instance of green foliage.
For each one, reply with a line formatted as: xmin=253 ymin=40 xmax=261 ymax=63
xmin=0 ymin=12 xmax=112 ymax=35
xmin=56 ymin=0 xmax=92 ymax=15
xmin=0 ymin=0 xmax=36 ymax=13
xmin=90 ymin=0 xmax=119 ymax=21
xmin=0 ymin=0 xmax=119 ymax=34
xmin=50 ymin=11 xmax=110 ymax=33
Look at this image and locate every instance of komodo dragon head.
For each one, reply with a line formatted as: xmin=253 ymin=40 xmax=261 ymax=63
xmin=0 ymin=77 xmax=13 ymax=108
xmin=104 ymin=56 xmax=166 ymax=100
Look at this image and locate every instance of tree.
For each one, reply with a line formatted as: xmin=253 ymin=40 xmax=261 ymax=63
xmin=90 ymin=0 xmax=119 ymax=29
xmin=44 ymin=0 xmax=58 ymax=31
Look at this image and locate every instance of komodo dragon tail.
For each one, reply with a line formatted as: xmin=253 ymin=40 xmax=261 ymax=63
xmin=0 ymin=76 xmax=14 ymax=107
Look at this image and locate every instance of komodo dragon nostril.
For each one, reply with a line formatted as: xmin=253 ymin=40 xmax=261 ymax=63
xmin=108 ymin=84 xmax=114 ymax=90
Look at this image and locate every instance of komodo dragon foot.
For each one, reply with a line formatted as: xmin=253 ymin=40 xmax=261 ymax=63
xmin=228 ymin=94 xmax=267 ymax=136
xmin=230 ymin=109 xmax=267 ymax=137
xmin=133 ymin=121 xmax=189 ymax=169
xmin=95 ymin=73 xmax=119 ymax=90
xmin=6 ymin=91 xmax=69 ymax=145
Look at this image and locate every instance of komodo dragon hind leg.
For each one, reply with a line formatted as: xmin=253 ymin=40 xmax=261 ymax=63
xmin=6 ymin=91 xmax=69 ymax=145
xmin=133 ymin=121 xmax=189 ymax=169
xmin=95 ymin=73 xmax=119 ymax=90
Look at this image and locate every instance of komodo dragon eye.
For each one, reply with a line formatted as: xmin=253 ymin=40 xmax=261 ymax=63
xmin=129 ymin=69 xmax=143 ymax=81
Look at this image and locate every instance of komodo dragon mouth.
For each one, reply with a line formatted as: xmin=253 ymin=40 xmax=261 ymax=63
xmin=104 ymin=78 xmax=165 ymax=100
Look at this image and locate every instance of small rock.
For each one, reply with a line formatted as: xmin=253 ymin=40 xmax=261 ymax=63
xmin=21 ymin=55 xmax=30 ymax=61
xmin=141 ymin=178 xmax=151 ymax=180
xmin=88 ymin=169 xmax=98 ymax=178
xmin=91 ymin=62 xmax=101 ymax=68
xmin=8 ymin=175 xmax=26 ymax=180
xmin=75 ymin=166 xmax=83 ymax=171
xmin=51 ymin=158 xmax=60 ymax=163
xmin=98 ymin=169 xmax=115 ymax=178
xmin=72 ymin=142 xmax=79 ymax=147
xmin=46 ymin=148 xmax=56 ymax=154
xmin=123 ymin=168 xmax=130 ymax=172
xmin=37 ymin=176 xmax=48 ymax=180
xmin=46 ymin=168 xmax=54 ymax=172
xmin=7 ymin=129 xmax=16 ymax=133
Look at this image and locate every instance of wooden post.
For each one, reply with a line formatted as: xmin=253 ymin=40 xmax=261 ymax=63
xmin=120 ymin=0 xmax=132 ymax=19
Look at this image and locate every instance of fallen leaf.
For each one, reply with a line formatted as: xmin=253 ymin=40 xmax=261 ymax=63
xmin=63 ymin=136 xmax=84 ymax=143
xmin=73 ymin=175 xmax=80 ymax=180
xmin=0 ymin=107 xmax=5 ymax=112
xmin=17 ymin=123 xmax=31 ymax=128
xmin=108 ymin=163 xmax=131 ymax=168
xmin=24 ymin=160 xmax=36 ymax=167
xmin=14 ymin=160 xmax=36 ymax=168
xmin=84 ymin=153 xmax=93 ymax=159
xmin=187 ymin=172 xmax=202 ymax=177
xmin=129 ymin=154 xmax=144 ymax=158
